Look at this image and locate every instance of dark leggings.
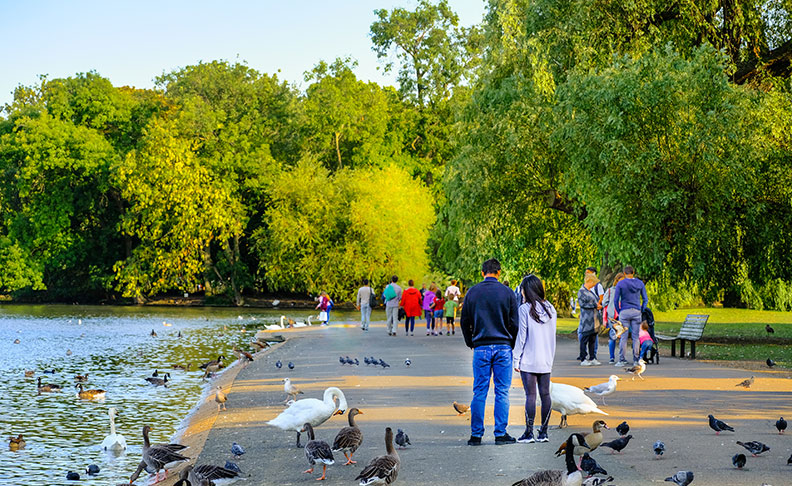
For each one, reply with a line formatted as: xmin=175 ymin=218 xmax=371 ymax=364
xmin=405 ymin=316 xmax=415 ymax=333
xmin=520 ymin=372 xmax=551 ymax=426
xmin=580 ymin=331 xmax=596 ymax=360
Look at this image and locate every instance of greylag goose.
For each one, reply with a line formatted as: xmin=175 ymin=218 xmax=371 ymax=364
xmin=76 ymin=384 xmax=106 ymax=399
xmin=37 ymin=377 xmax=61 ymax=393
xmin=356 ymin=427 xmax=400 ymax=486
xmin=302 ymin=422 xmax=335 ymax=481
xmin=145 ymin=373 xmax=170 ymax=387
xmin=173 ymin=463 xmax=239 ymax=486
xmin=332 ymin=407 xmax=363 ymax=465
xmin=101 ymin=407 xmax=126 ymax=451
xmin=140 ymin=425 xmax=189 ymax=482
xmin=513 ymin=433 xmax=589 ymax=486
xmin=215 ymin=386 xmax=227 ymax=411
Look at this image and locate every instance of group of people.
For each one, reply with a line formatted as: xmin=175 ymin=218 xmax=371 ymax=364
xmin=354 ymin=277 xmax=462 ymax=336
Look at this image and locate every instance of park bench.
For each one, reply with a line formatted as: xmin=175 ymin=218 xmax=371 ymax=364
xmin=655 ymin=314 xmax=709 ymax=359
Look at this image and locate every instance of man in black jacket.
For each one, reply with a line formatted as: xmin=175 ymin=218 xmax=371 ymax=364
xmin=461 ymin=258 xmax=519 ymax=445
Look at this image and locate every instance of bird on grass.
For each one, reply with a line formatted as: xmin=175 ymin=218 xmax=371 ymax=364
xmin=653 ymin=440 xmax=665 ymax=459
xmin=775 ymin=417 xmax=787 ymax=434
xmin=665 ymin=471 xmax=694 ymax=486
xmin=584 ymin=375 xmax=620 ymax=405
xmin=600 ymin=435 xmax=632 ymax=454
xmin=284 ymin=378 xmax=304 ymax=402
xmin=736 ymin=440 xmax=770 ymax=456
xmin=356 ymin=427 xmax=400 ymax=486
xmin=215 ymin=386 xmax=227 ymax=411
xmin=766 ymin=358 xmax=776 ymax=368
xmin=231 ymin=442 xmax=245 ymax=459
xmin=453 ymin=401 xmax=470 ymax=415
xmin=512 ymin=433 xmax=589 ymax=486
xmin=708 ymin=414 xmax=734 ymax=435
xmin=735 ymin=376 xmax=754 ymax=388
xmin=616 ymin=421 xmax=629 ymax=437
xmin=580 ymin=452 xmax=607 ymax=476
xmin=395 ymin=429 xmax=410 ymax=449
xmin=302 ymin=423 xmax=335 ymax=481
xmin=624 ymin=359 xmax=646 ymax=380
xmin=765 ymin=324 xmax=775 ymax=336
xmin=288 ymin=361 xmax=295 ymax=370
xmin=732 ymin=453 xmax=746 ymax=469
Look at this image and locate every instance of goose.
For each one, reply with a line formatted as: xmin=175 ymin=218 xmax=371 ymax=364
xmin=37 ymin=377 xmax=62 ymax=394
xmin=203 ymin=362 xmax=223 ymax=380
xmin=513 ymin=433 xmax=589 ymax=486
xmin=173 ymin=463 xmax=239 ymax=486
xmin=302 ymin=423 xmax=335 ymax=481
xmin=584 ymin=376 xmax=620 ymax=405
xmin=74 ymin=373 xmax=89 ymax=382
xmin=356 ymin=427 xmax=400 ymax=486
xmin=9 ymin=434 xmax=26 ymax=451
xmin=550 ymin=382 xmax=608 ymax=428
xmin=267 ymin=387 xmax=348 ymax=447
xmin=76 ymin=384 xmax=106 ymax=400
xmin=555 ymin=420 xmax=608 ymax=459
xmin=145 ymin=373 xmax=170 ymax=386
xmin=332 ymin=407 xmax=363 ymax=465
xmin=232 ymin=346 xmax=254 ymax=365
xmin=284 ymin=378 xmax=304 ymax=401
xmin=199 ymin=356 xmax=226 ymax=370
xmin=101 ymin=407 xmax=127 ymax=451
xmin=140 ymin=425 xmax=189 ymax=482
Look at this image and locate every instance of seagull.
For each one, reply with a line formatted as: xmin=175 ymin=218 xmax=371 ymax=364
xmin=736 ymin=440 xmax=770 ymax=456
xmin=735 ymin=376 xmax=754 ymax=388
xmin=653 ymin=440 xmax=665 ymax=458
xmin=584 ymin=375 xmax=620 ymax=405
xmin=775 ymin=417 xmax=787 ymax=434
xmin=766 ymin=358 xmax=776 ymax=368
xmin=395 ymin=429 xmax=410 ymax=449
xmin=231 ymin=442 xmax=246 ymax=459
xmin=624 ymin=359 xmax=646 ymax=380
xmin=283 ymin=378 xmax=304 ymax=401
xmin=580 ymin=452 xmax=607 ymax=476
xmin=616 ymin=421 xmax=630 ymax=437
xmin=288 ymin=362 xmax=295 ymax=370
xmin=765 ymin=324 xmax=775 ymax=335
xmin=708 ymin=414 xmax=734 ymax=434
xmin=404 ymin=358 xmax=411 ymax=367
xmin=453 ymin=401 xmax=470 ymax=415
xmin=582 ymin=476 xmax=614 ymax=486
xmin=600 ymin=435 xmax=632 ymax=454
xmin=276 ymin=360 xmax=282 ymax=369
xmin=665 ymin=470 xmax=694 ymax=486
xmin=732 ymin=453 xmax=746 ymax=469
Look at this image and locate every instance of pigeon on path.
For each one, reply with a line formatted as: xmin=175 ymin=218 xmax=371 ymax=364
xmin=653 ymin=440 xmax=665 ymax=458
xmin=404 ymin=358 xmax=411 ymax=367
xmin=395 ymin=429 xmax=410 ymax=449
xmin=600 ymin=435 xmax=632 ymax=454
xmin=288 ymin=361 xmax=295 ymax=370
xmin=707 ymin=414 xmax=734 ymax=434
xmin=736 ymin=440 xmax=770 ymax=456
xmin=580 ymin=452 xmax=607 ymax=476
xmin=616 ymin=421 xmax=630 ymax=437
xmin=665 ymin=470 xmax=694 ymax=486
xmin=231 ymin=442 xmax=246 ymax=459
xmin=732 ymin=453 xmax=746 ymax=469
xmin=766 ymin=358 xmax=776 ymax=367
xmin=775 ymin=417 xmax=787 ymax=434
xmin=276 ymin=360 xmax=282 ymax=369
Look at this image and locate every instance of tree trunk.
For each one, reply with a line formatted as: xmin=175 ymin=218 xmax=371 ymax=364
xmin=334 ymin=132 xmax=342 ymax=169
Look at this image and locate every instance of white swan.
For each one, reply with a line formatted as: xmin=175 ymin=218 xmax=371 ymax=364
xmin=293 ymin=316 xmax=312 ymax=328
xmin=101 ymin=407 xmax=127 ymax=451
xmin=264 ymin=316 xmax=286 ymax=331
xmin=267 ymin=387 xmax=348 ymax=447
xmin=550 ymin=382 xmax=608 ymax=428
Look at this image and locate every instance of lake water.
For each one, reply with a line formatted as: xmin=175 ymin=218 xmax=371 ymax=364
xmin=0 ymin=304 xmax=365 ymax=485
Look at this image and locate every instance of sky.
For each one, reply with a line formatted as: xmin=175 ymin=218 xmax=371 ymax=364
xmin=0 ymin=0 xmax=487 ymax=108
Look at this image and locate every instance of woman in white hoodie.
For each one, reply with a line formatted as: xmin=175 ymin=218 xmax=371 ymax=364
xmin=512 ymin=274 xmax=557 ymax=443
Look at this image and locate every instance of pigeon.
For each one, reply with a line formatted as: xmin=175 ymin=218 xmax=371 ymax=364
xmin=276 ymin=360 xmax=282 ymax=369
xmin=85 ymin=464 xmax=100 ymax=475
xmin=600 ymin=435 xmax=632 ymax=454
xmin=582 ymin=477 xmax=614 ymax=486
xmin=665 ymin=470 xmax=694 ymax=486
xmin=584 ymin=375 xmax=620 ymax=405
xmin=353 ymin=358 xmax=359 ymax=366
xmin=776 ymin=417 xmax=787 ymax=434
xmin=404 ymin=358 xmax=411 ymax=367
xmin=345 ymin=356 xmax=355 ymax=365
xmin=736 ymin=440 xmax=770 ymax=456
xmin=624 ymin=359 xmax=646 ymax=380
xmin=766 ymin=358 xmax=776 ymax=368
xmin=453 ymin=401 xmax=470 ymax=415
xmin=379 ymin=359 xmax=390 ymax=368
xmin=364 ymin=357 xmax=372 ymax=365
xmin=224 ymin=461 xmax=242 ymax=474
xmin=735 ymin=376 xmax=754 ymax=388
xmin=66 ymin=471 xmax=80 ymax=480
xmin=766 ymin=324 xmax=775 ymax=335
xmin=616 ymin=421 xmax=630 ymax=437
xmin=732 ymin=453 xmax=746 ymax=469
xmin=708 ymin=414 xmax=734 ymax=434
xmin=787 ymin=453 xmax=792 ymax=465
xmin=288 ymin=361 xmax=294 ymax=370
xmin=231 ymin=442 xmax=246 ymax=459
xmin=580 ymin=452 xmax=607 ymax=476
xmin=653 ymin=440 xmax=665 ymax=458
xmin=339 ymin=356 xmax=346 ymax=365
xmin=395 ymin=428 xmax=411 ymax=449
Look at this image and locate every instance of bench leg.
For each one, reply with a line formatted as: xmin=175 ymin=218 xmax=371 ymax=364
xmin=680 ymin=340 xmax=686 ymax=358
xmin=671 ymin=340 xmax=676 ymax=357
xmin=690 ymin=341 xmax=696 ymax=360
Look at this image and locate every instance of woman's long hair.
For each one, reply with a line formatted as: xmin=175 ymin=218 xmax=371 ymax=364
xmin=520 ymin=275 xmax=550 ymax=323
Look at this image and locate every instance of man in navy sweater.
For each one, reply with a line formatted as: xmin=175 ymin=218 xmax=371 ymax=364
xmin=461 ymin=258 xmax=520 ymax=445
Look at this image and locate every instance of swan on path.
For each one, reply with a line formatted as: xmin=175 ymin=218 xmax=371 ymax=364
xmin=267 ymin=387 xmax=348 ymax=447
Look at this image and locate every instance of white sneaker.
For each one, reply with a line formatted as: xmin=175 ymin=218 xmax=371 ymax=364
xmin=580 ymin=360 xmax=593 ymax=366
xmin=590 ymin=359 xmax=602 ymax=366
xmin=615 ymin=360 xmax=628 ymax=367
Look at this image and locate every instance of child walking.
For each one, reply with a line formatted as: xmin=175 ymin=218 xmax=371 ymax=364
xmin=444 ymin=297 xmax=458 ymax=335
xmin=432 ymin=290 xmax=445 ymax=335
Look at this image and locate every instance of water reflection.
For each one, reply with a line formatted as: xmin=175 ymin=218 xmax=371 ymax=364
xmin=0 ymin=305 xmax=360 ymax=485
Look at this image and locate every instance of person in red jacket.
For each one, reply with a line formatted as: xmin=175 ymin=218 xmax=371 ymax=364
xmin=400 ymin=279 xmax=423 ymax=336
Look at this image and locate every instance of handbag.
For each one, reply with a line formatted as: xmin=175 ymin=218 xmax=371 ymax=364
xmin=368 ymin=288 xmax=377 ymax=308
xmin=318 ymin=311 xmax=328 ymax=321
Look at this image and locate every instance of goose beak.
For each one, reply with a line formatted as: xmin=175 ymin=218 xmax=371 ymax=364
xmin=603 ymin=424 xmax=609 ymax=429
xmin=334 ymin=409 xmax=345 ymax=416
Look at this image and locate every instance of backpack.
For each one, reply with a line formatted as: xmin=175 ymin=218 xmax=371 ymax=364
xmin=383 ymin=284 xmax=397 ymax=301
xmin=368 ymin=288 xmax=377 ymax=308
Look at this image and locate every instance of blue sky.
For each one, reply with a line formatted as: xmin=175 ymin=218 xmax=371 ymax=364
xmin=0 ymin=1 xmax=486 ymax=107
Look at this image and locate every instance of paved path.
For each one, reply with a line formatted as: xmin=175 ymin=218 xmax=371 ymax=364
xmin=177 ymin=322 xmax=792 ymax=486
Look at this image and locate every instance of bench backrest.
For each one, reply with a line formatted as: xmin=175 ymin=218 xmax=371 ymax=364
xmin=678 ymin=314 xmax=709 ymax=340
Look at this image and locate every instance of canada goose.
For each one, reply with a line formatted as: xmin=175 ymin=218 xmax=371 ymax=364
xmin=173 ymin=463 xmax=239 ymax=486
xmin=513 ymin=433 xmax=589 ymax=486
xmin=37 ymin=377 xmax=61 ymax=394
xmin=200 ymin=355 xmax=225 ymax=370
xmin=76 ymin=384 xmax=107 ymax=399
xmin=332 ymin=408 xmax=363 ymax=465
xmin=145 ymin=373 xmax=170 ymax=387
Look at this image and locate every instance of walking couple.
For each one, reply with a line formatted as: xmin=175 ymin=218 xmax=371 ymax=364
xmin=461 ymin=259 xmax=557 ymax=446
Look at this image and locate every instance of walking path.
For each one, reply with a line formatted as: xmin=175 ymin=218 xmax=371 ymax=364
xmin=161 ymin=322 xmax=792 ymax=486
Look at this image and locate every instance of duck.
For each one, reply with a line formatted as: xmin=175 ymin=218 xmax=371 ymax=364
xmin=555 ymin=420 xmax=607 ymax=458
xmin=232 ymin=346 xmax=254 ymax=365
xmin=215 ymin=386 xmax=227 ymax=411
xmin=76 ymin=383 xmax=106 ymax=400
xmin=584 ymin=376 xmax=620 ymax=405
xmin=284 ymin=378 xmax=304 ymax=401
xmin=101 ymin=407 xmax=127 ymax=451
xmin=513 ymin=433 xmax=589 ymax=486
xmin=550 ymin=382 xmax=608 ymax=428
xmin=302 ymin=423 xmax=335 ymax=481
xmin=37 ymin=377 xmax=62 ymax=394
xmin=332 ymin=407 xmax=364 ymax=465
xmin=9 ymin=434 xmax=26 ymax=451
xmin=267 ymin=387 xmax=348 ymax=447
xmin=74 ymin=373 xmax=89 ymax=382
xmin=140 ymin=425 xmax=189 ymax=482
xmin=24 ymin=370 xmax=35 ymax=378
xmin=356 ymin=427 xmax=400 ymax=486
xmin=145 ymin=373 xmax=170 ymax=387
xmin=171 ymin=363 xmax=192 ymax=371
xmin=173 ymin=463 xmax=239 ymax=486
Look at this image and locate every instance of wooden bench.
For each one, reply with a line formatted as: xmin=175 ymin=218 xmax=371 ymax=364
xmin=655 ymin=314 xmax=709 ymax=359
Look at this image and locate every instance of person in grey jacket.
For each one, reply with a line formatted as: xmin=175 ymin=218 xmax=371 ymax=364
xmin=356 ymin=279 xmax=374 ymax=331
xmin=577 ymin=273 xmax=601 ymax=366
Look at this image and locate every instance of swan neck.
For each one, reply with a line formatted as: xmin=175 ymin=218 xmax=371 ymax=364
xmin=109 ymin=414 xmax=117 ymax=435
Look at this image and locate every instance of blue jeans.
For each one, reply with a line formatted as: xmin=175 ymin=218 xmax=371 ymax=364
xmin=620 ymin=308 xmax=642 ymax=363
xmin=425 ymin=310 xmax=434 ymax=330
xmin=640 ymin=340 xmax=653 ymax=360
xmin=471 ymin=344 xmax=512 ymax=438
xmin=405 ymin=316 xmax=415 ymax=333
xmin=360 ymin=305 xmax=371 ymax=330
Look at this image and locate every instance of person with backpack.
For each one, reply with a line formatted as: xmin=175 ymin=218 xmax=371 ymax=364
xmin=423 ymin=284 xmax=438 ymax=335
xmin=356 ymin=279 xmax=375 ymax=331
xmin=400 ymin=280 xmax=422 ymax=336
xmin=613 ymin=265 xmax=649 ymax=365
xmin=316 ymin=291 xmax=333 ymax=326
xmin=383 ymin=275 xmax=403 ymax=336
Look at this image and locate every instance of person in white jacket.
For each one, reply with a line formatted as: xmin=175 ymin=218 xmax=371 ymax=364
xmin=512 ymin=275 xmax=557 ymax=443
